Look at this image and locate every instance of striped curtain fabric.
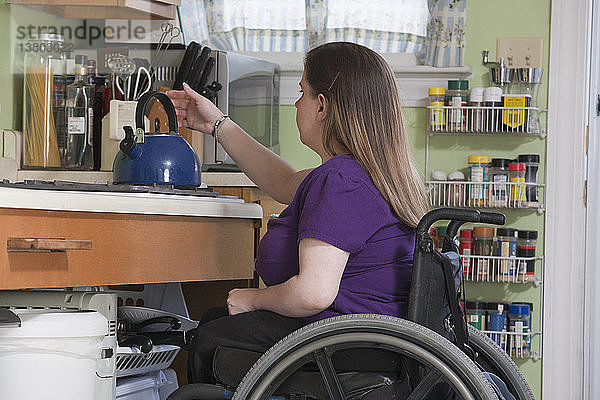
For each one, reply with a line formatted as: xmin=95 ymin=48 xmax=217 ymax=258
xmin=416 ymin=0 xmax=467 ymax=67
xmin=180 ymin=0 xmax=466 ymax=67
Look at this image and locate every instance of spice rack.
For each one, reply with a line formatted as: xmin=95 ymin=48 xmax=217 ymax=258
xmin=423 ymin=96 xmax=545 ymax=364
xmin=481 ymin=330 xmax=541 ymax=360
xmin=427 ymin=181 xmax=545 ymax=213
xmin=462 ymin=255 xmax=543 ymax=285
xmin=426 ymin=105 xmax=547 ymax=137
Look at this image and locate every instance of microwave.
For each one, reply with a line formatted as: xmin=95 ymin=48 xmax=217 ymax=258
xmin=204 ymin=51 xmax=280 ymax=171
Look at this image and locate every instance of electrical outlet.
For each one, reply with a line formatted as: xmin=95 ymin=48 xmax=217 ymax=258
xmin=496 ymin=37 xmax=544 ymax=68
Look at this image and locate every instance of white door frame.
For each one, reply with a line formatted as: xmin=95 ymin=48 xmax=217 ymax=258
xmin=545 ymin=0 xmax=591 ymax=399
xmin=584 ymin=0 xmax=600 ymax=399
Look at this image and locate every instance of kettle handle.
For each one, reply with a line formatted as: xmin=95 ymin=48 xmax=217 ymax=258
xmin=136 ymin=91 xmax=179 ymax=134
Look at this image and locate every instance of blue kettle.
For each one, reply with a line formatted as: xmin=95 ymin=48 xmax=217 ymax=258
xmin=113 ymin=91 xmax=201 ymax=187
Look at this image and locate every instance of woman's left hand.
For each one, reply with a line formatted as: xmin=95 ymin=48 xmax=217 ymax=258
xmin=227 ymin=288 xmax=258 ymax=315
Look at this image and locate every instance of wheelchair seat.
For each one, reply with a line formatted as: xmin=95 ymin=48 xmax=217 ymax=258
xmin=157 ymin=209 xmax=534 ymax=400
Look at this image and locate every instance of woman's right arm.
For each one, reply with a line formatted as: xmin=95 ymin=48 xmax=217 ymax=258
xmin=168 ymin=84 xmax=311 ymax=204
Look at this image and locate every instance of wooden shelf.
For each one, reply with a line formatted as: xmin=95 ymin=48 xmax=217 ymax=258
xmin=11 ymin=0 xmax=180 ymax=20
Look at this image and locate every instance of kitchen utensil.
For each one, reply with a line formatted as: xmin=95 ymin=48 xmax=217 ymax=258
xmin=196 ymin=56 xmax=215 ymax=91
xmin=173 ymin=41 xmax=200 ymax=90
xmin=118 ymin=66 xmax=152 ymax=101
xmin=118 ymin=306 xmax=198 ymax=331
xmin=150 ymin=21 xmax=181 ymax=78
xmin=108 ymin=55 xmax=137 ymax=100
xmin=188 ymin=46 xmax=211 ymax=90
xmin=112 ymin=91 xmax=202 ymax=187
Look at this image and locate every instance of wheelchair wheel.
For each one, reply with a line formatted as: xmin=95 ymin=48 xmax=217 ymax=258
xmin=233 ymin=314 xmax=498 ymax=400
xmin=467 ymin=325 xmax=535 ymax=400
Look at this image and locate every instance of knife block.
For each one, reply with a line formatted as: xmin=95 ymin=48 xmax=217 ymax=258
xmin=147 ymin=87 xmax=203 ymax=165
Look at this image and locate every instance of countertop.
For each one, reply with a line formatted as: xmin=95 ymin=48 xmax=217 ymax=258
xmin=0 ymin=186 xmax=263 ymax=219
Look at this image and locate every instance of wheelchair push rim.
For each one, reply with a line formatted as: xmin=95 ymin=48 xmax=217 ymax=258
xmin=232 ymin=314 xmax=499 ymax=400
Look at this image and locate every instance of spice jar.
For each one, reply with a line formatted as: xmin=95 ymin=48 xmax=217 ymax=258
xmin=489 ymin=158 xmax=511 ymax=207
xmin=516 ymin=230 xmax=537 ymax=278
xmin=466 ymin=300 xmax=487 ymax=330
xmin=487 ymin=302 xmax=509 ymax=346
xmin=473 ymin=226 xmax=494 ymax=280
xmin=509 ymin=162 xmax=527 ymax=206
xmin=502 ymin=94 xmax=532 ymax=133
xmin=483 ymin=87 xmax=503 ymax=132
xmin=435 ymin=224 xmax=446 ymax=250
xmin=517 ymin=154 xmax=540 ymax=207
xmin=460 ymin=229 xmax=474 ymax=278
xmin=508 ymin=303 xmax=531 ymax=358
xmin=446 ymin=80 xmax=468 ymax=131
xmin=468 ymin=155 xmax=490 ymax=206
xmin=496 ymin=228 xmax=517 ymax=281
xmin=428 ymin=87 xmax=446 ymax=132
xmin=447 ymin=170 xmax=466 ymax=207
xmin=22 ymin=34 xmax=67 ymax=169
xmin=468 ymin=87 xmax=484 ymax=132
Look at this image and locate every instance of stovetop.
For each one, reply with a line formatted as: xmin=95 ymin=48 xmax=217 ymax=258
xmin=0 ymin=180 xmax=219 ymax=198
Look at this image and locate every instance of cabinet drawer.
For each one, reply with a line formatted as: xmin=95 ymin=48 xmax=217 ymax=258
xmin=0 ymin=208 xmax=256 ymax=290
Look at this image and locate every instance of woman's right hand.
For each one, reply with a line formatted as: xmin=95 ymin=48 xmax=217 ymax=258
xmin=166 ymin=83 xmax=224 ymax=135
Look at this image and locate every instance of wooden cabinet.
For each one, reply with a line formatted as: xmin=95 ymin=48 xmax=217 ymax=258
xmin=0 ymin=207 xmax=257 ymax=290
xmin=11 ymin=0 xmax=179 ymax=20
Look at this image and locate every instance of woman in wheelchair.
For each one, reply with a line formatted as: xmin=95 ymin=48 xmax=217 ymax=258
xmin=166 ymin=42 xmax=533 ymax=400
xmin=168 ymin=40 xmax=429 ymax=382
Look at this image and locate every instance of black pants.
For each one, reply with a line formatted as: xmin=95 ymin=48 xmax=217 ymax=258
xmin=187 ymin=306 xmax=308 ymax=384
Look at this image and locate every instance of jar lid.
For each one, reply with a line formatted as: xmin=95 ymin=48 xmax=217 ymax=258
xmin=448 ymin=80 xmax=469 ymax=90
xmin=496 ymin=227 xmax=517 ymax=237
xmin=469 ymin=87 xmax=484 ymax=102
xmin=466 ymin=300 xmax=487 ymax=310
xmin=509 ymin=303 xmax=530 ymax=315
xmin=517 ymin=230 xmax=538 ymax=239
xmin=473 ymin=226 xmax=494 ymax=236
xmin=448 ymin=170 xmax=466 ymax=181
xmin=491 ymin=158 xmax=511 ymax=168
xmin=460 ymin=229 xmax=473 ymax=238
xmin=486 ymin=302 xmax=510 ymax=313
xmin=513 ymin=301 xmax=534 ymax=312
xmin=431 ymin=169 xmax=447 ymax=181
xmin=468 ymin=155 xmax=490 ymax=164
xmin=509 ymin=162 xmax=526 ymax=171
xmin=483 ymin=86 xmax=503 ymax=102
xmin=517 ymin=154 xmax=540 ymax=163
xmin=429 ymin=87 xmax=445 ymax=95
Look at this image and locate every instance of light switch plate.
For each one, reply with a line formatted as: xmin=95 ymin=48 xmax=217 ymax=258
xmin=496 ymin=37 xmax=544 ymax=68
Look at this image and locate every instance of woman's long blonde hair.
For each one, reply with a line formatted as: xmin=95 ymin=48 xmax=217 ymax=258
xmin=304 ymin=42 xmax=430 ymax=228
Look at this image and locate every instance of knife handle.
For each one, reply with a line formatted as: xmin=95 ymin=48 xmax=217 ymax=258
xmin=173 ymin=41 xmax=200 ymax=90
xmin=188 ymin=47 xmax=211 ymax=90
xmin=196 ymin=57 xmax=215 ymax=92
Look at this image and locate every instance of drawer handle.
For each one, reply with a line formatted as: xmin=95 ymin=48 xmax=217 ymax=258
xmin=7 ymin=238 xmax=93 ymax=252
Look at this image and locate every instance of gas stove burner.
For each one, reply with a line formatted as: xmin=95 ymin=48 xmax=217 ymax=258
xmin=0 ymin=180 xmax=219 ymax=198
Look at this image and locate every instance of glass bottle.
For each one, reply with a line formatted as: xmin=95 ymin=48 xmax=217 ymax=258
xmin=66 ymin=66 xmax=94 ymax=169
xmin=509 ymin=162 xmax=527 ymax=206
xmin=473 ymin=226 xmax=494 ymax=280
xmin=446 ymin=80 xmax=469 ymax=132
xmin=468 ymin=155 xmax=490 ymax=206
xmin=428 ymin=87 xmax=446 ymax=132
xmin=468 ymin=87 xmax=484 ymax=132
xmin=22 ymin=34 xmax=66 ymax=169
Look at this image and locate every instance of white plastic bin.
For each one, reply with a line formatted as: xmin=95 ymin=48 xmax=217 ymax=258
xmin=0 ymin=308 xmax=108 ymax=400
xmin=116 ymin=369 xmax=179 ymax=400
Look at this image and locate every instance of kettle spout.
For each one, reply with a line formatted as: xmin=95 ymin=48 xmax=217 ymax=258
xmin=120 ymin=126 xmax=142 ymax=159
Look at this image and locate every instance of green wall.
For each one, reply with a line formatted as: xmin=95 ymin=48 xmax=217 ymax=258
xmin=279 ymin=1 xmax=550 ymax=398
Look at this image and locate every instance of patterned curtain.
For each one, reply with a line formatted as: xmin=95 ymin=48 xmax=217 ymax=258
xmin=416 ymin=0 xmax=467 ymax=67
xmin=179 ymin=0 xmax=466 ymax=67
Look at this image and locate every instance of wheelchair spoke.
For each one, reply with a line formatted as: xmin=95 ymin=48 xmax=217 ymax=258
xmin=406 ymin=369 xmax=444 ymax=400
xmin=312 ymin=347 xmax=345 ymax=400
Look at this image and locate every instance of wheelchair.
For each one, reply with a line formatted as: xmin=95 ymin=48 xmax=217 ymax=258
xmin=135 ymin=208 xmax=535 ymax=400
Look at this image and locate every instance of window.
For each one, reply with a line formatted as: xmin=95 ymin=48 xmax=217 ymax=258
xmin=180 ymin=0 xmax=429 ymax=54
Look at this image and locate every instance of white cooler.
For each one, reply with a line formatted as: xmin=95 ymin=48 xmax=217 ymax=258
xmin=0 ymin=308 xmax=109 ymax=400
